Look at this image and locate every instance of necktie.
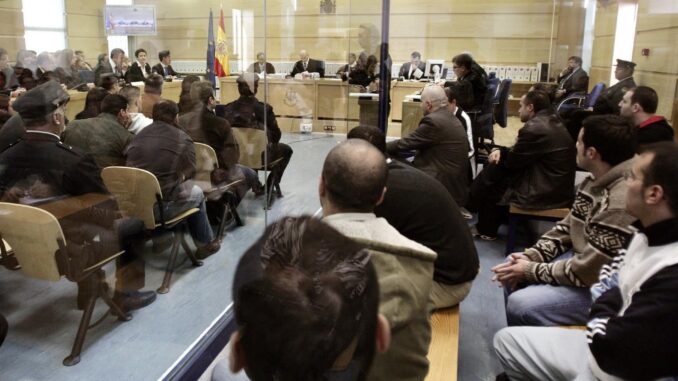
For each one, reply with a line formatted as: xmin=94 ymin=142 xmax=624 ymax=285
xmin=303 ymin=61 xmax=307 ymax=71
xmin=164 ymin=66 xmax=168 ymax=76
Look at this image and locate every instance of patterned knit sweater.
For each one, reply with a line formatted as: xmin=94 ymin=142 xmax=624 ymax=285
xmin=523 ymin=159 xmax=636 ymax=287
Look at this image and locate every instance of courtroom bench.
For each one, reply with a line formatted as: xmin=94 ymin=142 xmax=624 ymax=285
xmin=424 ymin=306 xmax=460 ymax=381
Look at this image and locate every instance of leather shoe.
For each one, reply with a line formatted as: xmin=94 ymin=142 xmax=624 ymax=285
xmin=196 ymin=239 xmax=221 ymax=259
xmin=112 ymin=290 xmax=157 ymax=312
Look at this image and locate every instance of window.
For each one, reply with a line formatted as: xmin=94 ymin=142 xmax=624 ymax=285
xmin=22 ymin=0 xmax=66 ymax=53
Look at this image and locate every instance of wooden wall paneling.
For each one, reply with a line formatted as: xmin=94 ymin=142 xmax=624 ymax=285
xmin=590 ymin=35 xmax=614 ymax=68
xmin=594 ymin=2 xmax=619 ymax=37
xmin=0 ymin=5 xmax=25 ymax=60
xmin=65 ymin=0 xmax=103 ymax=16
xmin=588 ymin=67 xmax=611 ymax=91
xmin=635 ymin=0 xmax=678 ymax=32
xmin=632 ymin=25 xmax=678 ymax=75
xmin=554 ymin=0 xmax=585 ymax=69
xmin=634 ymin=72 xmax=678 ymax=120
xmin=66 ymin=15 xmax=105 ymax=38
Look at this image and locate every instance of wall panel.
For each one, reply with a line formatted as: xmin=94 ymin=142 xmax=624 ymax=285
xmin=0 ymin=3 xmax=25 ymax=61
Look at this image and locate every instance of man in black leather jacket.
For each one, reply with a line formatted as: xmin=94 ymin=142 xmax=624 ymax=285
xmin=468 ymin=90 xmax=576 ymax=239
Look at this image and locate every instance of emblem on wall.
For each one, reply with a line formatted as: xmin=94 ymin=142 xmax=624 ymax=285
xmin=320 ymin=0 xmax=336 ymax=14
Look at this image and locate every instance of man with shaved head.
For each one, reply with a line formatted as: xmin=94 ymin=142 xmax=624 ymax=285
xmin=321 ymin=139 xmax=437 ymax=381
xmin=387 ymin=84 xmax=470 ymax=206
xmin=290 ymin=49 xmax=325 ymax=78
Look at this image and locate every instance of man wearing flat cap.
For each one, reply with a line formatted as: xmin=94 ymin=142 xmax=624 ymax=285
xmin=592 ymin=59 xmax=637 ymax=115
xmin=0 ymin=80 xmax=156 ymax=313
xmin=562 ymin=59 xmax=637 ymax=139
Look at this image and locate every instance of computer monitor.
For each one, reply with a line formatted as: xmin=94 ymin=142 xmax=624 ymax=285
xmin=424 ymin=59 xmax=445 ymax=80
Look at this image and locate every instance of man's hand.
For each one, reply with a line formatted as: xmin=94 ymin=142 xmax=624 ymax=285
xmin=488 ymin=149 xmax=501 ymax=165
xmin=491 ymin=253 xmax=530 ymax=289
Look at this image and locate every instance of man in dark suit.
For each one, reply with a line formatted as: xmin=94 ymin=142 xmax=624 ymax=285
xmin=222 ymin=74 xmax=293 ymax=195
xmin=554 ymin=56 xmax=589 ymax=101
xmin=246 ymin=52 xmax=275 ymax=75
xmin=386 ymin=85 xmax=470 ymax=206
xmin=152 ymin=50 xmax=178 ymax=77
xmin=0 ymin=80 xmax=156 ymax=312
xmin=398 ymin=51 xmax=426 ymax=80
xmin=125 ymin=48 xmax=152 ymax=83
xmin=289 ymin=50 xmax=325 ymax=78
xmin=447 ymin=53 xmax=488 ymax=112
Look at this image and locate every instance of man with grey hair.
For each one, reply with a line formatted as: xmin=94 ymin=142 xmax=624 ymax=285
xmin=387 ymin=84 xmax=470 ymax=206
xmin=290 ymin=49 xmax=325 ymax=78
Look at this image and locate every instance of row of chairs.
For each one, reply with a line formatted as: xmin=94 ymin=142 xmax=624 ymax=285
xmin=0 ymin=127 xmax=282 ymax=366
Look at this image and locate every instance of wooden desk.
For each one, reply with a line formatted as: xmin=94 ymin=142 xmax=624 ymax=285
xmin=65 ymin=81 xmax=182 ymax=123
xmin=36 ymin=193 xmax=114 ymax=221
xmin=391 ymin=80 xmax=426 ymax=121
xmin=401 ymin=100 xmax=424 ymax=137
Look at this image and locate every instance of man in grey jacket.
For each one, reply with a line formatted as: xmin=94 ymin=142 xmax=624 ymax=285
xmin=386 ymin=85 xmax=469 ymax=206
xmin=321 ymin=139 xmax=437 ymax=381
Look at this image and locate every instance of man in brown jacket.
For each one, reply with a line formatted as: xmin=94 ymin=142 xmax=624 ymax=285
xmin=492 ymin=115 xmax=637 ymax=326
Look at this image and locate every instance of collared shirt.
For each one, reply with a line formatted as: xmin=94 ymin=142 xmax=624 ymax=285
xmin=25 ymin=130 xmax=61 ymax=140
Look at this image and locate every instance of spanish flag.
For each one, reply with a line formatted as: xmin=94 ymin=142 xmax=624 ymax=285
xmin=214 ymin=8 xmax=229 ymax=77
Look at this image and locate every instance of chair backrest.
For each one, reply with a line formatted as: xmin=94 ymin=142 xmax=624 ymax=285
xmin=494 ymin=79 xmax=512 ymax=128
xmin=583 ymin=82 xmax=606 ymax=108
xmin=482 ymin=75 xmax=501 ymax=114
xmin=194 ymin=142 xmax=218 ymax=191
xmin=231 ymin=127 xmax=267 ymax=169
xmin=0 ymin=202 xmax=65 ymax=281
xmin=101 ymin=166 xmax=162 ymax=229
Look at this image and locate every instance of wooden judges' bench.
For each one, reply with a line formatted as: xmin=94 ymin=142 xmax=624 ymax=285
xmin=220 ymin=77 xmax=537 ymax=137
xmin=65 ymin=80 xmax=183 ymax=122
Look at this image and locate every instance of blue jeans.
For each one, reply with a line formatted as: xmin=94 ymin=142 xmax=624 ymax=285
xmin=504 ymin=253 xmax=592 ymax=326
xmin=155 ymin=185 xmax=214 ymax=246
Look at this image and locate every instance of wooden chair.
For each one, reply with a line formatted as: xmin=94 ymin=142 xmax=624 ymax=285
xmin=425 ymin=306 xmax=460 ymax=381
xmin=101 ymin=166 xmax=203 ymax=294
xmin=0 ymin=202 xmax=131 ymax=366
xmin=194 ymin=142 xmax=244 ymax=236
xmin=505 ymin=205 xmax=570 ymax=255
xmin=231 ymin=127 xmax=285 ymax=209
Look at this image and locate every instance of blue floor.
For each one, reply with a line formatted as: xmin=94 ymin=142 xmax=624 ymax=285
xmin=1 ymin=132 xmax=537 ymax=380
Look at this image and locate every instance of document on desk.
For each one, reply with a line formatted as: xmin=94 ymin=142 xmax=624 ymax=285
xmin=413 ymin=68 xmax=424 ymax=79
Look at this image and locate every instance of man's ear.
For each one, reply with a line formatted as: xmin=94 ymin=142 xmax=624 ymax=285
xmin=375 ymin=314 xmax=391 ymax=353
xmin=229 ymin=331 xmax=246 ymax=373
xmin=375 ymin=186 xmax=387 ymax=207
xmin=645 ymin=184 xmax=665 ymax=206
xmin=318 ymin=175 xmax=326 ymax=198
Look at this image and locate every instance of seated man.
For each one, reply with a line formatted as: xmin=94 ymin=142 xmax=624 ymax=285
xmin=0 ymin=80 xmax=155 ymax=311
xmin=494 ymin=142 xmax=678 ymax=381
xmin=151 ymin=50 xmax=178 ymax=77
xmin=618 ymin=85 xmax=674 ymax=147
xmin=445 ymin=53 xmax=487 ymax=112
xmin=118 ymin=85 xmax=153 ymax=134
xmin=289 ymin=49 xmax=325 ymax=78
xmin=491 ymin=115 xmax=638 ymax=326
xmin=221 ymin=74 xmax=293 ymax=195
xmin=61 ymin=93 xmax=133 ymax=168
xmin=336 ymin=52 xmax=357 ymax=78
xmin=386 ymin=85 xmax=470 ymax=207
xmin=125 ymin=100 xmax=220 ymax=258
xmin=349 ymin=126 xmax=479 ymax=310
xmin=467 ymin=90 xmax=576 ymax=239
xmin=220 ymin=216 xmax=390 ymax=381
xmin=398 ymin=51 xmax=426 ymax=80
xmin=563 ymin=59 xmax=637 ymax=140
xmin=321 ymin=139 xmax=437 ymax=381
xmin=246 ymin=52 xmax=275 ymax=75
xmin=177 ymin=80 xmax=262 ymax=201
xmin=141 ymin=74 xmax=165 ymax=118
xmin=553 ymin=55 xmax=588 ymax=101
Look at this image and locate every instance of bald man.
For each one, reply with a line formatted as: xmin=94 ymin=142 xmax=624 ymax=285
xmin=320 ymin=139 xmax=436 ymax=381
xmin=290 ymin=49 xmax=325 ymax=78
xmin=387 ymin=85 xmax=470 ymax=206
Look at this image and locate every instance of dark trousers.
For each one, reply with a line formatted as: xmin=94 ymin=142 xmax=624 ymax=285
xmin=467 ymin=162 xmax=511 ymax=237
xmin=266 ymin=142 xmax=293 ymax=189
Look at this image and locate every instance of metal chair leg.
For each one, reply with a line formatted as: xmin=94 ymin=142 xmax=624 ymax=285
xmin=179 ymin=225 xmax=203 ymax=267
xmin=157 ymin=231 xmax=182 ymax=294
xmin=63 ymin=293 xmax=96 ymax=366
xmin=98 ymin=273 xmax=132 ymax=322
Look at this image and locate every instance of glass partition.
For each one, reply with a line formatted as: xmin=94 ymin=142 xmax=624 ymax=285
xmin=0 ymin=0 xmax=622 ymax=380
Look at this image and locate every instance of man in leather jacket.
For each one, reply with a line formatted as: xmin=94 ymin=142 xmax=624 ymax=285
xmin=468 ymin=90 xmax=576 ymax=239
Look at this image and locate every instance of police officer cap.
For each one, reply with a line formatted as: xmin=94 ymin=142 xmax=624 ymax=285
xmin=12 ymin=80 xmax=70 ymax=121
xmin=615 ymin=59 xmax=636 ymax=69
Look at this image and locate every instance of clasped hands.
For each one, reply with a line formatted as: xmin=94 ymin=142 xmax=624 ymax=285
xmin=491 ymin=252 xmax=530 ymax=290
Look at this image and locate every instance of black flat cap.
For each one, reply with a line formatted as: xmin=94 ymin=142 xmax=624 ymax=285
xmin=12 ymin=80 xmax=70 ymax=121
xmin=616 ymin=59 xmax=637 ymax=69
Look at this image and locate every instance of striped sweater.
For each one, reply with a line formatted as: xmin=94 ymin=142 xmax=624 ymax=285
xmin=523 ymin=159 xmax=636 ymax=287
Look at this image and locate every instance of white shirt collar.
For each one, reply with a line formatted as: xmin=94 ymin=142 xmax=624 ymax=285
xmin=26 ymin=130 xmax=61 ymax=140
